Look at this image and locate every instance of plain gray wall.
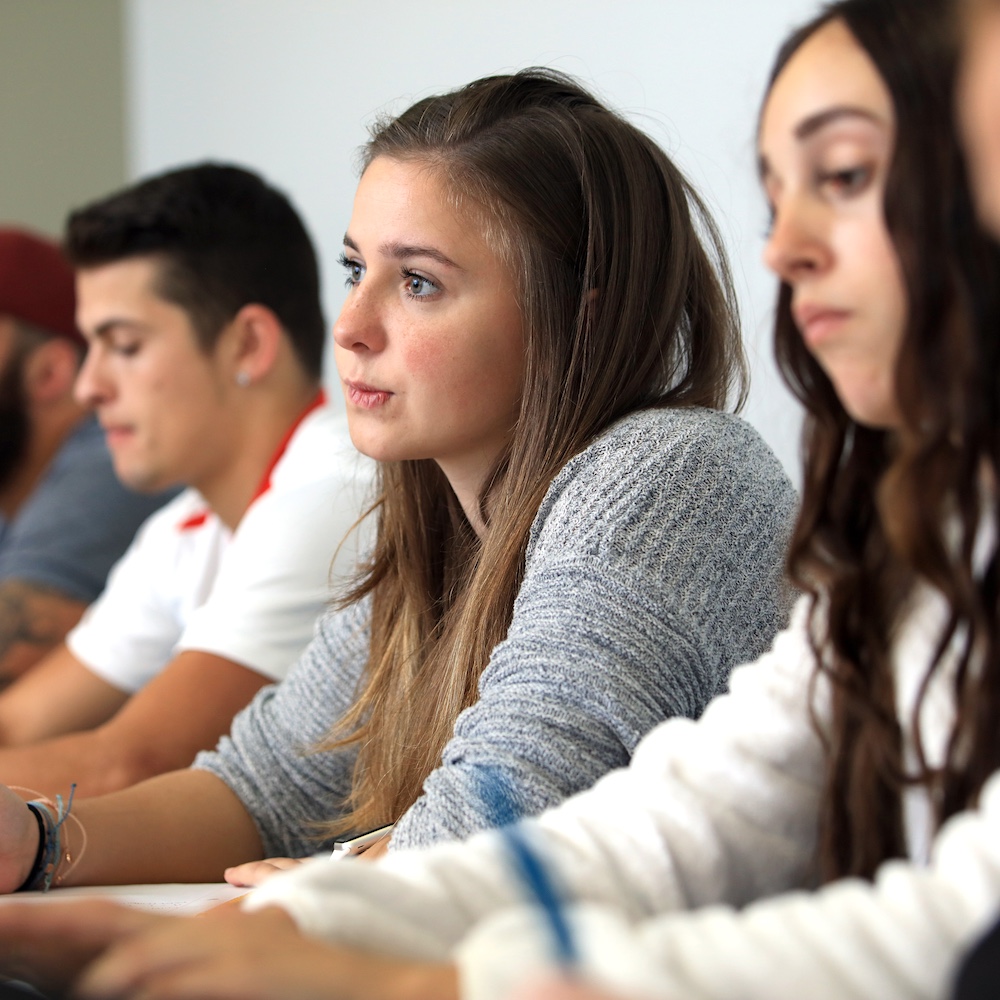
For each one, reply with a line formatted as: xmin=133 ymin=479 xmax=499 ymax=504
xmin=125 ymin=0 xmax=820 ymax=480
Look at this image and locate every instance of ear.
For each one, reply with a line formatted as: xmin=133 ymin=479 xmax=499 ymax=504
xmin=22 ymin=338 xmax=81 ymax=406
xmin=224 ymin=304 xmax=284 ymax=386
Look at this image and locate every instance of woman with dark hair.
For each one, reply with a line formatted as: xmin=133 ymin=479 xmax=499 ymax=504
xmin=0 ymin=69 xmax=793 ymax=914
xmin=11 ymin=0 xmax=996 ymax=998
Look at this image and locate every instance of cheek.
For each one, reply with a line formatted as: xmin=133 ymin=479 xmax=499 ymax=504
xmin=400 ymin=337 xmax=446 ymax=380
xmin=964 ymin=19 xmax=1000 ymax=141
xmin=960 ymin=18 xmax=1000 ymax=228
xmin=855 ymin=224 xmax=907 ymax=333
xmin=402 ymin=324 xmax=523 ymax=401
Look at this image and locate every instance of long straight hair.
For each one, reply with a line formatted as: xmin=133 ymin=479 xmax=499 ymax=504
xmin=317 ymin=69 xmax=747 ymax=836
xmin=766 ymin=0 xmax=1000 ymax=880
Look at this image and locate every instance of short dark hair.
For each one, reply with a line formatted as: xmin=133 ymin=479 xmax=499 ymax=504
xmin=64 ymin=162 xmax=326 ymax=379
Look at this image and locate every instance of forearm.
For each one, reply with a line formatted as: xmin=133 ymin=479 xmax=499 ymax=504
xmin=0 ymin=651 xmax=270 ymax=797
xmin=0 ymin=581 xmax=86 ymax=685
xmin=0 ymin=726 xmax=144 ymax=799
xmin=46 ymin=769 xmax=263 ymax=887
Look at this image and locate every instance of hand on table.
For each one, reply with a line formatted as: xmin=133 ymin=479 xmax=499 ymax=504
xmin=0 ymin=898 xmax=158 ymax=995
xmin=76 ymin=904 xmax=459 ymax=1000
xmin=224 ymin=857 xmax=309 ymax=888
xmin=225 ymin=836 xmax=391 ymax=888
xmin=508 ymin=977 xmax=637 ymax=1000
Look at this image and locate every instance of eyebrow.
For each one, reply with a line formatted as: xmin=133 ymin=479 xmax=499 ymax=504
xmin=758 ymin=105 xmax=888 ymax=182
xmin=794 ymin=105 xmax=886 ymax=140
xmin=88 ymin=318 xmax=147 ymax=340
xmin=342 ymin=233 xmax=462 ymax=270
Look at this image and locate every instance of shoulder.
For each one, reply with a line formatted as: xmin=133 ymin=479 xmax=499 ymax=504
xmin=271 ymin=402 xmax=374 ymax=493
xmin=574 ymin=406 xmax=786 ymax=482
xmin=239 ymin=403 xmax=375 ymax=555
xmin=116 ymin=489 xmax=213 ymax=557
xmin=528 ymin=408 xmax=796 ymax=557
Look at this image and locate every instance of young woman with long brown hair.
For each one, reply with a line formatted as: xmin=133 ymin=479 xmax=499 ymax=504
xmin=16 ymin=1 xmax=1000 ymax=998
xmin=0 ymin=68 xmax=793 ymax=914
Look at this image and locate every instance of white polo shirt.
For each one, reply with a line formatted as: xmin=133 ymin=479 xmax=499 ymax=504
xmin=67 ymin=396 xmax=373 ymax=694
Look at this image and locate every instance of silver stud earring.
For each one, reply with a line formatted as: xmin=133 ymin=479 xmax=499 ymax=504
xmin=235 ymin=371 xmax=251 ymax=387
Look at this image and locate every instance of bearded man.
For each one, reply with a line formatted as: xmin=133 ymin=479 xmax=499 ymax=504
xmin=0 ymin=228 xmax=175 ymax=683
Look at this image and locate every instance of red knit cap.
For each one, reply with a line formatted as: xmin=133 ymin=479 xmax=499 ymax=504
xmin=0 ymin=227 xmax=84 ymax=348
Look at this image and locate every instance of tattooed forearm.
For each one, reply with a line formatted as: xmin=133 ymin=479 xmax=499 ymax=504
xmin=0 ymin=580 xmax=87 ymax=684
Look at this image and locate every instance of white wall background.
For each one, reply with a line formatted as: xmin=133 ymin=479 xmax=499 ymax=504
xmin=124 ymin=0 xmax=819 ymax=481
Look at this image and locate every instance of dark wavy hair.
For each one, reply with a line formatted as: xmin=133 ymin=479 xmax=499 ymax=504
xmin=317 ymin=68 xmax=747 ymax=837
xmin=765 ymin=0 xmax=1000 ymax=880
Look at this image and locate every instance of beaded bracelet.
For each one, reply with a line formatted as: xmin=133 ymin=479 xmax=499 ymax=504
xmin=14 ymin=784 xmax=86 ymax=893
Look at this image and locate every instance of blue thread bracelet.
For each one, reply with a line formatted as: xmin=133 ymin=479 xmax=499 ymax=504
xmin=15 ymin=803 xmax=46 ymax=892
xmin=15 ymin=784 xmax=78 ymax=893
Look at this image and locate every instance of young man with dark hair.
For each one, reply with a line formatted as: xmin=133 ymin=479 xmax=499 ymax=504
xmin=0 ymin=163 xmax=372 ymax=798
xmin=0 ymin=228 xmax=177 ymax=683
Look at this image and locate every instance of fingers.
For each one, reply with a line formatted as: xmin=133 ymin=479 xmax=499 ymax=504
xmin=0 ymin=899 xmax=161 ymax=994
xmin=508 ymin=976 xmax=629 ymax=1000
xmin=76 ymin=909 xmax=300 ymax=1000
xmin=223 ymin=858 xmax=303 ymax=887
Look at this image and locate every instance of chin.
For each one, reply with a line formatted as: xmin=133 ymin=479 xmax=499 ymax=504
xmin=114 ymin=465 xmax=171 ymax=494
xmin=843 ymin=401 xmax=902 ymax=430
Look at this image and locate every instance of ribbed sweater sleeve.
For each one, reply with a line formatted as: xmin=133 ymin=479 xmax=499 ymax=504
xmin=192 ymin=599 xmax=371 ymax=857
xmin=200 ymin=407 xmax=796 ymax=859
xmin=393 ymin=407 xmax=796 ymax=848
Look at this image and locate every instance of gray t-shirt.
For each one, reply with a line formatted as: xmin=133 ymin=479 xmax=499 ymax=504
xmin=196 ymin=407 xmax=798 ymax=856
xmin=0 ymin=415 xmax=178 ymax=603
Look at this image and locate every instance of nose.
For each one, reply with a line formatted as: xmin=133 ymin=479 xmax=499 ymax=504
xmin=332 ymin=284 xmax=387 ymax=356
xmin=762 ymin=196 xmax=831 ymax=285
xmin=73 ymin=342 xmax=113 ymax=409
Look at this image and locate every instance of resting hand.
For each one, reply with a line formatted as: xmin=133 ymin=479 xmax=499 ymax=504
xmin=508 ymin=977 xmax=637 ymax=1000
xmin=0 ymin=898 xmax=158 ymax=994
xmin=77 ymin=905 xmax=460 ymax=1000
xmin=224 ymin=856 xmax=312 ymax=887
xmin=0 ymin=784 xmax=43 ymax=893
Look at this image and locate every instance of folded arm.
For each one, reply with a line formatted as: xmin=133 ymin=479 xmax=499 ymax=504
xmin=0 ymin=648 xmax=269 ymax=798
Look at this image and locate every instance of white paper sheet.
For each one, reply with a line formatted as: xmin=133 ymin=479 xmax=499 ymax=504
xmin=0 ymin=883 xmax=247 ymax=915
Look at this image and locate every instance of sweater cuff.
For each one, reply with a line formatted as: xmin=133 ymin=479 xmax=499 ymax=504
xmin=455 ymin=903 xmax=674 ymax=1000
xmin=243 ymin=857 xmax=459 ymax=962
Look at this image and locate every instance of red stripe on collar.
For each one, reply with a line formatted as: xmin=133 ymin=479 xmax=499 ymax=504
xmin=178 ymin=388 xmax=327 ymax=532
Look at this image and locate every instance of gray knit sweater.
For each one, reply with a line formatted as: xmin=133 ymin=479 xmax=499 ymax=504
xmin=194 ymin=407 xmax=797 ymax=857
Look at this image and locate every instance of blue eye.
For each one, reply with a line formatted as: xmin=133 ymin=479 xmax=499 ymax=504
xmin=338 ymin=252 xmax=365 ymax=288
xmin=401 ymin=269 xmax=439 ymax=299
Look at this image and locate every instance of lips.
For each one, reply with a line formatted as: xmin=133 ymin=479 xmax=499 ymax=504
xmin=793 ymin=303 xmax=851 ymax=348
xmin=344 ymin=380 xmax=392 ymax=409
xmin=100 ymin=423 xmax=135 ymax=447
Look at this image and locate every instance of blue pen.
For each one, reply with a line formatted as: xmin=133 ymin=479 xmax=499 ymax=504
xmin=475 ymin=765 xmax=580 ymax=969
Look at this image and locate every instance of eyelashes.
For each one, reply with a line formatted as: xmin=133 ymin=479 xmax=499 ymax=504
xmin=400 ymin=269 xmax=439 ymax=299
xmin=337 ymin=252 xmax=441 ymax=300
xmin=816 ymin=164 xmax=874 ymax=197
xmin=338 ymin=252 xmax=364 ymax=289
